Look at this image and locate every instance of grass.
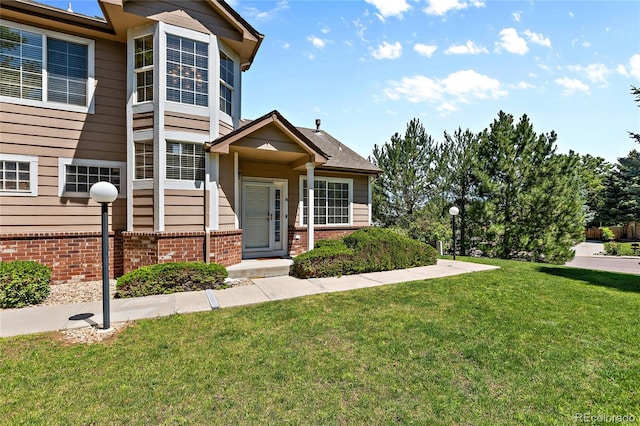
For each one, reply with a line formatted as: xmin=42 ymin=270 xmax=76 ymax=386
xmin=1 ymin=258 xmax=639 ymax=425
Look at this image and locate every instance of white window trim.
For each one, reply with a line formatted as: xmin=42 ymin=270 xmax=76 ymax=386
xmin=58 ymin=158 xmax=126 ymax=198
xmin=299 ymin=175 xmax=353 ymax=227
xmin=164 ymin=25 xmax=210 ymax=111
xmin=0 ymin=154 xmax=38 ymax=197
xmin=133 ymin=33 xmax=154 ymax=105
xmin=218 ymin=41 xmax=240 ymax=126
xmin=0 ymin=19 xmax=96 ymax=114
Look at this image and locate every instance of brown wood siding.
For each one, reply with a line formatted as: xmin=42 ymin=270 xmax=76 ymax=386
xmin=0 ymin=39 xmax=127 ymax=233
xmin=352 ymin=175 xmax=369 ymax=226
xmin=219 ymin=120 xmax=234 ymax=137
xmin=132 ymin=189 xmax=154 ymax=231
xmin=217 ymin=153 xmax=236 ymax=230
xmin=133 ymin=112 xmax=154 ymax=131
xmin=164 ymin=189 xmax=205 ymax=232
xmin=123 ymin=0 xmax=241 ymax=41
xmin=165 ymin=111 xmax=209 ymax=134
xmin=235 ymin=125 xmax=307 ymax=154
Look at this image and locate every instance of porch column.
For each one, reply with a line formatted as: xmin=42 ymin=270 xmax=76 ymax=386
xmin=306 ymin=162 xmax=315 ymax=251
xmin=234 ymin=151 xmax=239 ymax=229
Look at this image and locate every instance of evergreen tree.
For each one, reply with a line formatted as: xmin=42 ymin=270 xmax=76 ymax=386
xmin=474 ymin=111 xmax=583 ymax=263
xmin=372 ymin=119 xmax=441 ymax=227
xmin=443 ymin=127 xmax=480 ymax=255
xmin=578 ymin=154 xmax=612 ymax=227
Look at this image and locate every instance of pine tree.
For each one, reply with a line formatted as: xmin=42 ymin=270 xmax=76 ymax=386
xmin=443 ymin=127 xmax=480 ymax=256
xmin=372 ymin=119 xmax=440 ymax=227
xmin=474 ymin=111 xmax=584 ymax=263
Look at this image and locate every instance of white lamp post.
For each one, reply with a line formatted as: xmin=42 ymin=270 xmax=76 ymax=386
xmin=90 ymin=181 xmax=118 ymax=330
xmin=449 ymin=206 xmax=459 ymax=260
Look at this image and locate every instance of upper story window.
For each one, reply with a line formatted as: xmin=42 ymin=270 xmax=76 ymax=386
xmin=134 ymin=35 xmax=153 ymax=103
xmin=166 ymin=34 xmax=208 ymax=107
xmin=0 ymin=22 xmax=93 ymax=112
xmin=219 ymin=51 xmax=234 ymax=115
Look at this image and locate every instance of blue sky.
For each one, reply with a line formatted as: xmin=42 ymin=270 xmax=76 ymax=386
xmin=43 ymin=0 xmax=640 ymax=163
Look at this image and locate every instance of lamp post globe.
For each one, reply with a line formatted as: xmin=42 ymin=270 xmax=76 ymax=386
xmin=90 ymin=181 xmax=118 ymax=203
xmin=90 ymin=181 xmax=118 ymax=330
xmin=449 ymin=206 xmax=459 ymax=260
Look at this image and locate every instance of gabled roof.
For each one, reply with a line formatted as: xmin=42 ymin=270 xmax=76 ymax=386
xmin=211 ymin=110 xmax=381 ymax=175
xmin=208 ymin=110 xmax=328 ymax=165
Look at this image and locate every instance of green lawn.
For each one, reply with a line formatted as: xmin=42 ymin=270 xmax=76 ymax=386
xmin=1 ymin=258 xmax=639 ymax=425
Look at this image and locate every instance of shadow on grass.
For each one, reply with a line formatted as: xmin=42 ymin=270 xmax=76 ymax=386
xmin=538 ymin=266 xmax=640 ymax=293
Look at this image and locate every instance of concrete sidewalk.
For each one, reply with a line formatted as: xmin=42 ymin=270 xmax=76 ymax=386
xmin=0 ymin=259 xmax=498 ymax=338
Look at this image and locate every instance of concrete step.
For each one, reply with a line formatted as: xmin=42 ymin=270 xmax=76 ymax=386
xmin=226 ymin=258 xmax=293 ymax=279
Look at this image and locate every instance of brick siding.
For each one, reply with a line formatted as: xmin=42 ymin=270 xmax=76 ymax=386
xmin=1 ymin=230 xmax=243 ymax=285
xmin=0 ymin=232 xmax=123 ymax=285
xmin=288 ymin=226 xmax=363 ymax=255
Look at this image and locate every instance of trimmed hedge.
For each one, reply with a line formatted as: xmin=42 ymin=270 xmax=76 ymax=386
xmin=116 ymin=262 xmax=229 ymax=298
xmin=291 ymin=227 xmax=438 ymax=278
xmin=0 ymin=260 xmax=51 ymax=309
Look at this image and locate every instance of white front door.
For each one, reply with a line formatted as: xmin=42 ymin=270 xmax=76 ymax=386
xmin=242 ymin=180 xmax=287 ymax=256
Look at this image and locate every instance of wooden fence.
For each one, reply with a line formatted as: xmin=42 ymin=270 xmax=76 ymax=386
xmin=585 ymin=222 xmax=639 ymax=241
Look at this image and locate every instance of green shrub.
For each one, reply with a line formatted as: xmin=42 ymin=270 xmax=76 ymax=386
xmin=600 ymin=227 xmax=615 ymax=241
xmin=116 ymin=262 xmax=229 ymax=298
xmin=0 ymin=260 xmax=51 ymax=308
xmin=291 ymin=227 xmax=438 ymax=278
xmin=344 ymin=227 xmax=438 ymax=272
xmin=290 ymin=242 xmax=354 ymax=278
xmin=604 ymin=242 xmax=621 ymax=256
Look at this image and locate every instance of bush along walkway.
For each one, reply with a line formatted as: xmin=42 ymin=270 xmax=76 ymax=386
xmin=0 ymin=259 xmax=498 ymax=338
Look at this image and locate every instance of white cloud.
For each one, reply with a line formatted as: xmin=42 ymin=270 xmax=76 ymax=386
xmin=371 ymin=41 xmax=402 ymax=60
xmin=282 ymin=42 xmax=290 ymax=50
xmin=384 ymin=69 xmax=507 ymax=110
xmin=414 ymin=43 xmax=438 ymax=57
xmin=442 ymin=70 xmax=507 ymax=102
xmin=320 ymin=27 xmax=330 ymax=34
xmin=424 ymin=0 xmax=485 ymax=16
xmin=445 ymin=40 xmax=488 ymax=55
xmin=243 ymin=0 xmax=289 ymax=21
xmin=523 ymin=30 xmax=551 ymax=48
xmin=514 ymin=81 xmax=535 ymax=89
xmin=617 ymin=64 xmax=628 ymax=76
xmin=555 ymin=77 xmax=590 ymax=95
xmin=512 ymin=11 xmax=521 ymax=22
xmin=569 ymin=11 xmax=574 ymax=18
xmin=384 ymin=75 xmax=442 ymax=102
xmin=365 ymin=0 xmax=411 ymax=20
xmin=582 ymin=41 xmax=591 ymax=48
xmin=305 ymin=52 xmax=315 ymax=61
xmin=495 ymin=27 xmax=528 ymax=55
xmin=568 ymin=63 xmax=611 ymax=85
xmin=307 ymin=35 xmax=326 ymax=49
xmin=437 ymin=102 xmax=459 ymax=113
xmin=630 ymin=54 xmax=640 ymax=80
xmin=353 ymin=19 xmax=367 ymax=42
xmin=584 ymin=64 xmax=611 ymax=84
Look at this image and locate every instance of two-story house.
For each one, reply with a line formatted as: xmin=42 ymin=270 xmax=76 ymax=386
xmin=0 ymin=0 xmax=379 ymax=284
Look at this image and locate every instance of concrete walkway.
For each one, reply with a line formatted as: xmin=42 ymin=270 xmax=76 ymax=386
xmin=0 ymin=259 xmax=498 ymax=338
